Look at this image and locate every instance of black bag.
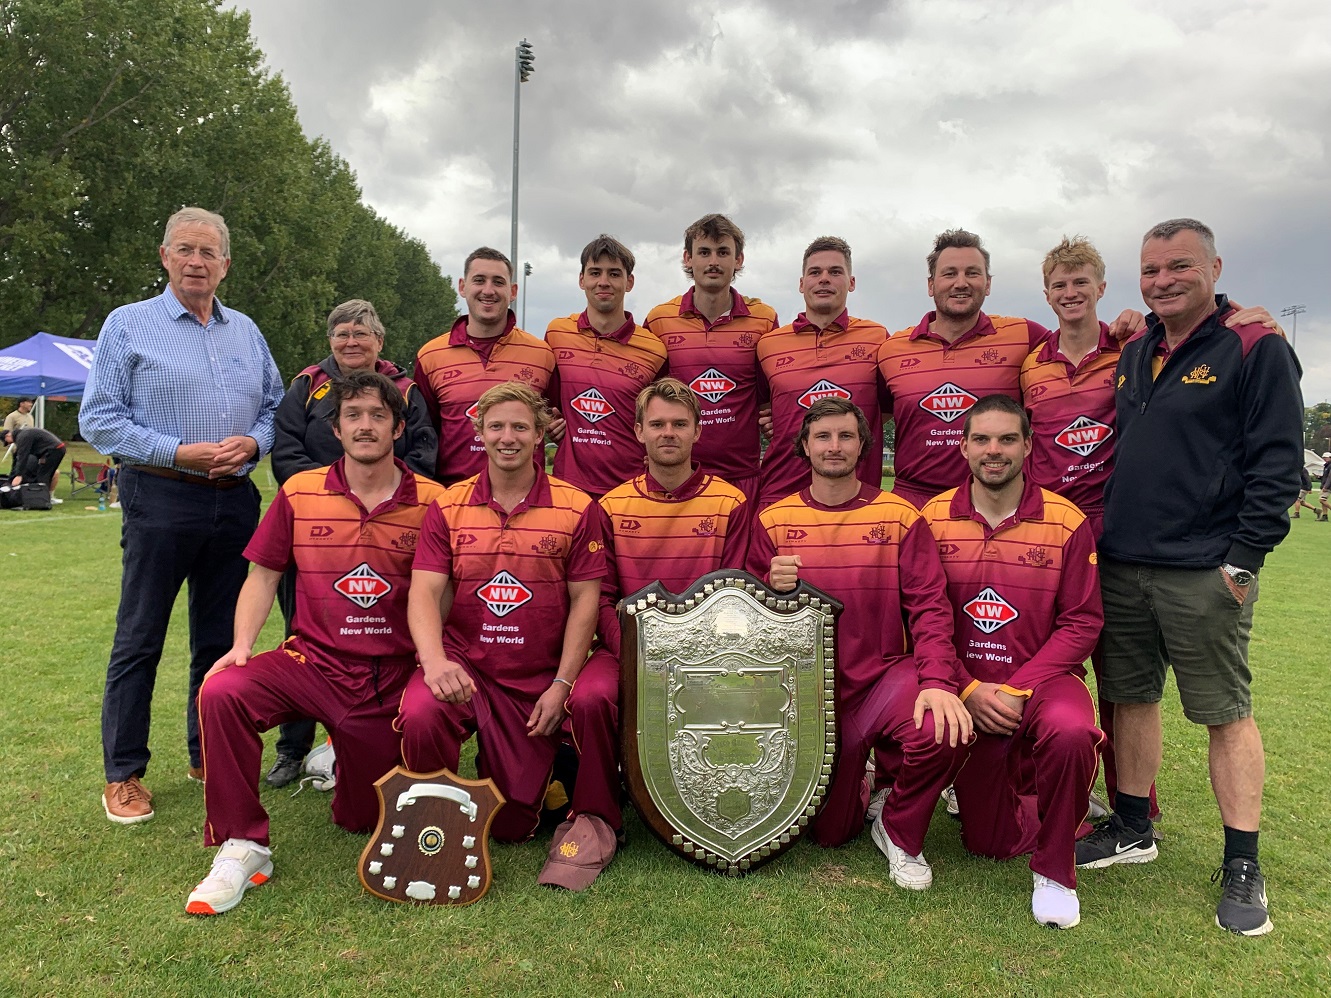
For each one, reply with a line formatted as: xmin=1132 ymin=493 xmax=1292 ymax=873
xmin=19 ymin=482 xmax=52 ymax=510
xmin=0 ymin=487 xmax=20 ymax=510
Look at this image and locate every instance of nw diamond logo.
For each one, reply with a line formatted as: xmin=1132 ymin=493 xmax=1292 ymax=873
xmin=689 ymin=368 xmax=736 ymax=403
xmin=476 ymin=571 xmax=533 ymax=617
xmin=333 ymin=563 xmax=393 ymax=608
xmin=570 ymin=388 xmax=615 ymax=423
xmin=797 ymin=379 xmax=852 ymax=409
xmin=963 ymin=587 xmax=1019 ymax=633
xmin=919 ymin=383 xmax=978 ymax=423
xmin=465 ymin=402 xmax=480 ymax=421
xmin=1054 ymin=415 xmax=1112 ymax=456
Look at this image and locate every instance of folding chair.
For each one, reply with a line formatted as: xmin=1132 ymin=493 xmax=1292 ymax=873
xmin=69 ymin=460 xmax=110 ymax=500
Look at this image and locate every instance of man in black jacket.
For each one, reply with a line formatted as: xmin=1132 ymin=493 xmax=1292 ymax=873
xmin=4 ymin=425 xmax=66 ymax=496
xmin=1075 ymin=218 xmax=1302 ymax=938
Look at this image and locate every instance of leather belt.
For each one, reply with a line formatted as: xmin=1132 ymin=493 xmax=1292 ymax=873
xmin=130 ymin=465 xmax=249 ymax=490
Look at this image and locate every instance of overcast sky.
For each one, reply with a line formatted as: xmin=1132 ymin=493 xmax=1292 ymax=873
xmin=232 ymin=0 xmax=1331 ymax=400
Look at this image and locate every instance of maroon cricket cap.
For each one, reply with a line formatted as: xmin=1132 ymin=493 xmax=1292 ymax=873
xmin=536 ymin=814 xmax=617 ymax=892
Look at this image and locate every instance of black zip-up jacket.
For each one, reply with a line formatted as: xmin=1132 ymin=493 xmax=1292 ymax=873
xmin=1101 ymin=295 xmax=1303 ymax=571
xmin=270 ymin=356 xmax=437 ymax=485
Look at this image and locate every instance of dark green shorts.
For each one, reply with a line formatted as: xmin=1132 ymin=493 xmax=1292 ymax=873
xmin=1099 ymin=558 xmax=1257 ymax=725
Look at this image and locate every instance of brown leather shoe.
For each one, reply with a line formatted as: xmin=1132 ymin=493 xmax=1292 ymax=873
xmin=103 ymin=776 xmax=154 ymax=824
xmin=187 ymin=766 xmax=204 ymax=784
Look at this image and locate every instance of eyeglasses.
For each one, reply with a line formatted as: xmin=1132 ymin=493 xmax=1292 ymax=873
xmin=330 ymin=330 xmax=378 ymax=343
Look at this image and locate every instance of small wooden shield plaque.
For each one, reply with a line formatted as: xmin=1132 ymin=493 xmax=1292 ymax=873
xmin=358 ymin=767 xmax=505 ymax=905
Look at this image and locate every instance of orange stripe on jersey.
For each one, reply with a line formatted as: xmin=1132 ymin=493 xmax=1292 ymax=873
xmin=245 ymin=460 xmax=446 ymax=672
xmin=547 ymin=315 xmax=668 ymax=496
xmin=414 ymin=467 xmax=605 ymax=697
xmin=921 ymin=479 xmax=1100 ymax=693
xmin=600 ymin=472 xmax=747 ymax=595
xmin=645 ymin=292 xmax=778 ymax=483
xmin=756 ymin=316 xmax=887 ymax=507
xmin=878 ymin=313 xmax=1039 ymax=497
xmin=1019 ymin=327 xmax=1120 ymax=511
xmin=413 ymin=326 xmax=555 ymax=483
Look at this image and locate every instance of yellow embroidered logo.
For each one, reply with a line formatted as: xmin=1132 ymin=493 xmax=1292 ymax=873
xmin=559 ymin=840 xmax=580 ymax=858
xmin=1181 ymin=364 xmax=1217 ymax=385
xmin=588 ymin=540 xmax=602 ymax=554
xmin=1116 ymin=374 xmax=1126 ymax=390
xmin=312 ymin=381 xmax=331 ymax=400
xmin=1089 ymin=552 xmax=1098 ymax=566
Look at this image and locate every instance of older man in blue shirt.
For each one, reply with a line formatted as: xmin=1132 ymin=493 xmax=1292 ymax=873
xmin=81 ymin=207 xmax=283 ymax=824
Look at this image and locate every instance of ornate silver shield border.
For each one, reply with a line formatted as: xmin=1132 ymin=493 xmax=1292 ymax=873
xmin=620 ymin=571 xmax=841 ymax=875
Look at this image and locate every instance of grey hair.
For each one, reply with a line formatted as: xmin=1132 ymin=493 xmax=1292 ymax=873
xmin=326 ymin=299 xmax=385 ymax=339
xmin=162 ymin=207 xmax=230 ymax=258
xmin=1143 ymin=218 xmax=1216 ymax=259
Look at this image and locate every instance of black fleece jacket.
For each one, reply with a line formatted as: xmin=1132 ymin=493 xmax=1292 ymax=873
xmin=1101 ymin=295 xmax=1303 ymax=571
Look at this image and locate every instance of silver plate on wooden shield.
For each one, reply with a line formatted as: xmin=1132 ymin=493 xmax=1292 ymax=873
xmin=620 ymin=571 xmax=841 ymax=875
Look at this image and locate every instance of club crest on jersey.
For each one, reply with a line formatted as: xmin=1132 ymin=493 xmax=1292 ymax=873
xmin=689 ymin=368 xmax=737 ymax=403
xmin=334 ymin=563 xmax=393 ymax=608
xmin=919 ymin=383 xmax=978 ymax=423
xmin=976 ymin=348 xmax=1006 ymax=365
xmin=863 ymin=523 xmax=888 ymax=545
xmin=1018 ymin=546 xmax=1052 ymax=568
xmin=797 ymin=379 xmax=852 ymax=409
xmin=963 ymin=587 xmax=1019 ymax=634
xmin=846 ymin=345 xmax=869 ymax=361
xmin=531 ymin=534 xmax=560 ymax=556
xmin=737 ymin=332 xmax=756 ymax=347
xmin=477 ymin=571 xmax=533 ymax=617
xmin=390 ymin=531 xmax=419 ymax=552
xmin=571 ymin=388 xmax=615 ymax=423
xmin=1182 ymin=364 xmax=1217 ymax=385
xmin=1055 ymin=416 xmax=1113 ymax=456
xmin=692 ymin=516 xmax=716 ymax=537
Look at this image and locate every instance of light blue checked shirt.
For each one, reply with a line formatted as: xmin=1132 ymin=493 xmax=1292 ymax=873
xmin=79 ymin=286 xmax=283 ymax=475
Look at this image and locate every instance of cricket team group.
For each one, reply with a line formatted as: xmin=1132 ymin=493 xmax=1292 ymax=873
xmin=77 ymin=206 xmax=1303 ymax=935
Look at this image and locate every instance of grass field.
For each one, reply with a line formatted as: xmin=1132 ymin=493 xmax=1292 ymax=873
xmin=2 ymin=445 xmax=1328 ymax=996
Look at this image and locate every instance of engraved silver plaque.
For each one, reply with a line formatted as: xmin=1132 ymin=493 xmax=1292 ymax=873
xmin=620 ymin=570 xmax=841 ymax=875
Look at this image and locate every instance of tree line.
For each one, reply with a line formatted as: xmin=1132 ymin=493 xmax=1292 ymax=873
xmin=0 ymin=0 xmax=458 ymax=390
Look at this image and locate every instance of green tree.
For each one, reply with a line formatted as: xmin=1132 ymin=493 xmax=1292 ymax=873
xmin=1304 ymin=402 xmax=1331 ymax=452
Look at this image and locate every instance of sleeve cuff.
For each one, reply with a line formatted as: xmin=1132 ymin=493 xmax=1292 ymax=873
xmin=999 ymin=684 xmax=1033 ymax=699
xmin=958 ymin=679 xmax=981 ymax=702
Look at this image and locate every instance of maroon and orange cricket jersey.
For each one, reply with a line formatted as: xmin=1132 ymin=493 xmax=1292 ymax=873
xmin=644 ymin=289 xmax=779 ymax=488
xmin=920 ymin=477 xmax=1101 ymax=700
xmin=747 ymin=483 xmax=960 ymax=703
xmin=755 ymin=312 xmax=888 ymax=508
xmin=597 ymin=465 xmax=751 ymax=655
xmin=244 ymin=458 xmax=446 ymax=675
xmin=413 ymin=313 xmax=555 ymax=484
xmin=878 ymin=312 xmax=1047 ymax=503
xmin=546 ymin=311 xmax=668 ymax=497
xmin=413 ymin=465 xmax=606 ymax=698
xmin=1019 ymin=324 xmax=1120 ymax=514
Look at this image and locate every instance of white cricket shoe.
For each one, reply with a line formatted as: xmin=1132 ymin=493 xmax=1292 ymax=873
xmin=186 ymin=839 xmax=273 ymax=915
xmin=1087 ymin=791 xmax=1110 ymax=821
xmin=865 ymin=787 xmax=890 ymax=825
xmin=301 ymin=740 xmax=336 ymax=792
xmin=1032 ymin=873 xmax=1080 ymax=929
xmin=870 ymin=814 xmax=933 ymax=890
xmin=942 ymin=785 xmax=959 ymax=817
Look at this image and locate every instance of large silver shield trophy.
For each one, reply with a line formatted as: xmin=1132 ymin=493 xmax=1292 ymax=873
xmin=620 ymin=571 xmax=842 ymax=875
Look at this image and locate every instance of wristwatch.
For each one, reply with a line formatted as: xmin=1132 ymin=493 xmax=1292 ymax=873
xmin=1222 ymin=564 xmax=1255 ymax=587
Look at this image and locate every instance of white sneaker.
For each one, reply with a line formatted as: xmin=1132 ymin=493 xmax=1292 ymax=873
xmin=865 ymin=787 xmax=890 ymax=825
xmin=50 ymin=497 xmax=63 ymax=504
xmin=870 ymin=815 xmax=933 ymax=890
xmin=301 ymin=740 xmax=336 ymax=791
xmin=942 ymin=785 xmax=959 ymax=817
xmin=109 ymin=501 xmax=121 ymax=509
xmin=1087 ymin=791 xmax=1110 ymax=821
xmin=1032 ymin=873 xmax=1080 ymax=929
xmin=186 ymin=839 xmax=273 ymax=915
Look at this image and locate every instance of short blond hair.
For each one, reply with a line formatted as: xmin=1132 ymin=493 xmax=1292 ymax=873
xmin=634 ymin=377 xmax=700 ymax=425
xmin=1042 ymin=236 xmax=1105 ymax=285
xmin=472 ymin=382 xmax=551 ymax=435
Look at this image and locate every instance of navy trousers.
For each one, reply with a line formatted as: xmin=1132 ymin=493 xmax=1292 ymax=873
xmin=101 ymin=467 xmax=259 ymax=782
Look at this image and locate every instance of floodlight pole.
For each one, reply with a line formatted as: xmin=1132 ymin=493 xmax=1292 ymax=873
xmin=1280 ymin=304 xmax=1306 ymax=351
xmin=511 ymin=39 xmax=535 ymax=271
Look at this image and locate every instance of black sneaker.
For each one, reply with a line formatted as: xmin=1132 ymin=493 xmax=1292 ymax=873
xmin=1075 ymin=814 xmax=1159 ymax=869
xmin=266 ymin=754 xmax=303 ymax=788
xmin=1213 ymin=859 xmax=1273 ymax=936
